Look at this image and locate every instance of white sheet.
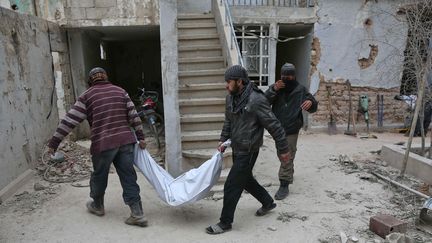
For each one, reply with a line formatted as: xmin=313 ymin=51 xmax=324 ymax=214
xmin=133 ymin=140 xmax=230 ymax=206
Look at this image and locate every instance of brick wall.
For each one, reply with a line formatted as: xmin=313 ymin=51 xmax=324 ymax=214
xmin=312 ymin=80 xmax=405 ymax=127
xmin=63 ymin=0 xmax=159 ymax=27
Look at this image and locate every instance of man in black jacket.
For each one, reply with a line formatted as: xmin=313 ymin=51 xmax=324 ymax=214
xmin=265 ymin=63 xmax=318 ymax=200
xmin=206 ymin=65 xmax=291 ymax=234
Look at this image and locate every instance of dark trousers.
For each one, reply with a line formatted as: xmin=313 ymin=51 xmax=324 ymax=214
xmin=220 ymin=151 xmax=273 ymax=224
xmin=90 ymin=143 xmax=141 ymax=205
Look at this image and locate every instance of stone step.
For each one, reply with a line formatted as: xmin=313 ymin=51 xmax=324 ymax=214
xmin=178 ymin=14 xmax=215 ymax=20
xmin=179 ymin=97 xmax=225 ymax=114
xmin=178 ymin=45 xmax=223 ymax=59
xmin=179 ymin=34 xmax=219 ymax=41
xmin=178 ymin=34 xmax=220 ymax=46
xmin=179 ymin=69 xmax=225 ymax=78
xmin=181 ymin=121 xmax=224 ymax=132
xmin=180 ymin=113 xmax=225 ymax=123
xmin=181 ymin=130 xmax=221 ymax=150
xmin=179 ymin=83 xmax=226 ymax=99
xmin=182 ymin=149 xmax=233 ymax=169
xmin=178 ymin=57 xmax=225 ymax=71
xmin=178 ymin=27 xmax=217 ymax=36
xmin=181 ymin=130 xmax=221 ymax=141
xmin=179 ymin=56 xmax=224 ymax=64
xmin=179 ymin=97 xmax=225 ymax=107
xmin=178 ymin=22 xmax=217 ymax=29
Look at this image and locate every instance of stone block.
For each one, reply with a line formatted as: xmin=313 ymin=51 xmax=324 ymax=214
xmin=369 ymin=214 xmax=407 ymax=239
xmin=64 ymin=7 xmax=86 ymax=20
xmin=67 ymin=0 xmax=94 ymax=8
xmin=85 ymin=7 xmax=111 ymax=20
xmin=95 ymin=0 xmax=116 ymax=8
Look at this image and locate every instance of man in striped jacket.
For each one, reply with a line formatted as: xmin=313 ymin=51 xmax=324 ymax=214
xmin=48 ymin=67 xmax=148 ymax=227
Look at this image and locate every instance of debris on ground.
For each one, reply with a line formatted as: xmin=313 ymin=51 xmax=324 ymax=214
xmin=277 ymin=212 xmax=308 ymax=222
xmin=267 ymin=226 xmax=277 ymax=231
xmin=0 ymin=185 xmax=60 ymax=216
xmin=37 ymin=140 xmax=93 ymax=184
xmin=340 ymin=231 xmax=348 ymax=243
xmin=384 ymin=232 xmax=414 ymax=243
xmin=33 ymin=182 xmax=46 ymax=191
xmin=211 ymin=192 xmax=224 ymax=201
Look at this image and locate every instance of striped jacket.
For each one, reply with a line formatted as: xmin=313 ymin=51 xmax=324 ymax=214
xmin=49 ymin=81 xmax=144 ymax=154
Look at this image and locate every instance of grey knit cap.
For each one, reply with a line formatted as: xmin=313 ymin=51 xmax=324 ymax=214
xmin=89 ymin=67 xmax=107 ymax=77
xmin=281 ymin=63 xmax=296 ymax=76
xmin=224 ymin=65 xmax=249 ymax=83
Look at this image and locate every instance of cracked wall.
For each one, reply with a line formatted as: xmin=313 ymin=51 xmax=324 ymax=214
xmin=309 ymin=0 xmax=408 ymax=126
xmin=311 ymin=0 xmax=407 ymax=89
xmin=0 ymin=7 xmax=62 ymax=190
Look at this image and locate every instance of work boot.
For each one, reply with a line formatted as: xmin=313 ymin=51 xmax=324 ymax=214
xmin=125 ymin=201 xmax=148 ymax=227
xmin=86 ymin=197 xmax=105 ymax=216
xmin=274 ymin=180 xmax=289 ymax=200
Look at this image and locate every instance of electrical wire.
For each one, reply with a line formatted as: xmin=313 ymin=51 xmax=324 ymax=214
xmin=234 ymin=27 xmax=313 ymax=43
xmin=40 ymin=144 xmax=91 ymax=186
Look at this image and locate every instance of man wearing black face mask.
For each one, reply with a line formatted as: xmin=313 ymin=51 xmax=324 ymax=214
xmin=265 ymin=63 xmax=318 ymax=200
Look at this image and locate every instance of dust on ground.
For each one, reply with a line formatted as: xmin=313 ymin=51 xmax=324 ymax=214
xmin=0 ymin=132 xmax=431 ymax=243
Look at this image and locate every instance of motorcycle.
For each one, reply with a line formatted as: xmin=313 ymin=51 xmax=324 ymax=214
xmin=137 ymin=88 xmax=163 ymax=150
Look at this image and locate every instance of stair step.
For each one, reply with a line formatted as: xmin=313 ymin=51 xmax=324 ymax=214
xmin=181 ymin=130 xmax=221 ymax=142
xmin=179 ymin=97 xmax=225 ymax=106
xmin=181 ymin=113 xmax=225 ymax=123
xmin=179 ymin=56 xmax=224 ymax=64
xmin=179 ymin=45 xmax=221 ymax=51
xmin=182 ymin=148 xmax=231 ymax=159
xmin=178 ymin=14 xmax=215 ymax=20
xmin=179 ymin=69 xmax=225 ymax=77
xmin=179 ymin=83 xmax=225 ymax=91
xmin=178 ymin=22 xmax=216 ymax=29
xmin=178 ymin=34 xmax=219 ymax=40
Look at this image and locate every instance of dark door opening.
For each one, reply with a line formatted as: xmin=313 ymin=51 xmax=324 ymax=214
xmin=71 ymin=26 xmax=162 ymax=113
xmin=276 ymin=24 xmax=313 ymax=88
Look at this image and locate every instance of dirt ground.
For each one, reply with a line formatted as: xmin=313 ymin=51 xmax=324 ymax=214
xmin=1 ymin=132 xmax=432 ymax=243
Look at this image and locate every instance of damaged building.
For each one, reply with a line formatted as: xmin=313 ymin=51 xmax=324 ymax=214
xmin=0 ymin=0 xmax=412 ymax=199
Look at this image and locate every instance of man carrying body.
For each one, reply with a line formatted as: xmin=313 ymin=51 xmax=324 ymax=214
xmin=265 ymin=63 xmax=318 ymax=200
xmin=48 ymin=67 xmax=148 ymax=227
xmin=206 ymin=65 xmax=290 ymax=234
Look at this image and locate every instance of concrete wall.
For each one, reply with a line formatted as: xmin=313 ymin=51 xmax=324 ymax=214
xmin=312 ymin=0 xmax=407 ymax=89
xmin=0 ymin=7 xmax=60 ymax=190
xmin=63 ymin=0 xmax=159 ymax=27
xmin=178 ymin=0 xmax=211 ymax=14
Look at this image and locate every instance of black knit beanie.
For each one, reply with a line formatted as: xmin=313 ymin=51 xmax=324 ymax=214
xmin=224 ymin=65 xmax=249 ymax=84
xmin=281 ymin=63 xmax=296 ymax=77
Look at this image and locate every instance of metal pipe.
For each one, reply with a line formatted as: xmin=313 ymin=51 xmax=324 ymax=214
xmin=371 ymin=171 xmax=429 ymax=199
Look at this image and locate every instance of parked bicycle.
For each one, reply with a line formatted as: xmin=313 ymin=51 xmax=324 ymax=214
xmin=136 ymin=88 xmax=164 ymax=151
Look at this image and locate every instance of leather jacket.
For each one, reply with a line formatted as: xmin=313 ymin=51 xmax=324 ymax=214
xmin=265 ymin=84 xmax=318 ymax=135
xmin=220 ymin=86 xmax=289 ymax=154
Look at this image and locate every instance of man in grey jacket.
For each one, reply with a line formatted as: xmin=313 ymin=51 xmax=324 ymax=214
xmin=206 ymin=65 xmax=290 ymax=234
xmin=265 ymin=63 xmax=318 ymax=200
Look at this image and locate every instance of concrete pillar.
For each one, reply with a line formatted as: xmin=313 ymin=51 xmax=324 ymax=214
xmin=66 ymin=30 xmax=91 ymax=140
xmin=160 ymin=0 xmax=182 ymax=176
xmin=268 ymin=22 xmax=278 ymax=85
xmin=0 ymin=0 xmax=10 ymax=9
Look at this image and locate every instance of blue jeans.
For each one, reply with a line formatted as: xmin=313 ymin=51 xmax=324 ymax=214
xmin=90 ymin=143 xmax=141 ymax=205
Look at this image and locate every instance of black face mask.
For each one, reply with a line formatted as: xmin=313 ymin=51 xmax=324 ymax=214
xmin=282 ymin=77 xmax=299 ymax=93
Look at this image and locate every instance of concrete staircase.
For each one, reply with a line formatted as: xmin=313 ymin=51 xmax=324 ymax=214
xmin=177 ymin=13 xmax=232 ymax=169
